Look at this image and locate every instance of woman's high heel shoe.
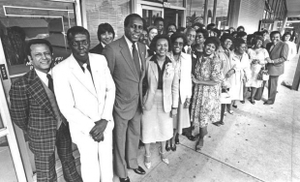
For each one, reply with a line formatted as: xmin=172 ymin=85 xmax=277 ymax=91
xmin=159 ymin=151 xmax=169 ymax=164
xmin=165 ymin=141 xmax=170 ymax=151
xmin=171 ymin=143 xmax=176 ymax=151
xmin=144 ymin=153 xmax=151 ymax=169
xmin=195 ymin=138 xmax=204 ymax=152
xmin=175 ymin=133 xmax=179 ymax=144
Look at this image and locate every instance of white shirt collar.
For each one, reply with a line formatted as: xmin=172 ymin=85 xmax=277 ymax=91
xmin=124 ymin=35 xmax=138 ymax=56
xmin=101 ymin=42 xmax=106 ymax=48
xmin=35 ymin=69 xmax=49 ymax=86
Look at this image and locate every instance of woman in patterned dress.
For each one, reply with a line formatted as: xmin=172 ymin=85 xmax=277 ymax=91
xmin=190 ymin=37 xmax=223 ymax=151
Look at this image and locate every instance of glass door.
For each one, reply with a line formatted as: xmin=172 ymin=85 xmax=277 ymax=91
xmin=142 ymin=5 xmax=164 ymax=27
xmin=0 ymin=0 xmax=80 ymax=181
xmin=0 ymin=38 xmax=26 ymax=182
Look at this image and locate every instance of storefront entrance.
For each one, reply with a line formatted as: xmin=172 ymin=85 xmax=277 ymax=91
xmin=0 ymin=0 xmax=80 ymax=181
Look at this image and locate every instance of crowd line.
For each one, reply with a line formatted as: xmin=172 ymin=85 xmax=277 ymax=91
xmin=8 ymin=13 xmax=298 ymax=182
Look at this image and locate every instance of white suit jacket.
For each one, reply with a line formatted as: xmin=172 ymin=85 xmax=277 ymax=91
xmin=52 ymin=53 xmax=115 ymax=138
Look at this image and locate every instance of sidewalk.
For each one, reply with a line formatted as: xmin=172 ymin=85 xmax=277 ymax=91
xmin=120 ymin=53 xmax=300 ymax=182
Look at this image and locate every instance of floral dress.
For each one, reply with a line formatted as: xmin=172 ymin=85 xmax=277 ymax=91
xmin=190 ymin=53 xmax=223 ymax=134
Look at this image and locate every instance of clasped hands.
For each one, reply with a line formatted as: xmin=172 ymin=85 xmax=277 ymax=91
xmin=89 ymin=119 xmax=108 ymax=142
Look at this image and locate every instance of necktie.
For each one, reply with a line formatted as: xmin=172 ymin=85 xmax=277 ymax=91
xmin=132 ymin=43 xmax=140 ymax=74
xmin=83 ymin=63 xmax=94 ymax=85
xmin=47 ymin=74 xmax=54 ymax=93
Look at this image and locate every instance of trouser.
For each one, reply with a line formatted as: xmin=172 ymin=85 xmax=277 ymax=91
xmin=268 ymin=75 xmax=280 ymax=103
xmin=34 ymin=123 xmax=82 ymax=182
xmin=113 ymin=109 xmax=141 ymax=178
xmin=71 ymin=122 xmax=113 ymax=182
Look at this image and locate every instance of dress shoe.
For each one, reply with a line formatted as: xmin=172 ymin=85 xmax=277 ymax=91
xmin=263 ymin=101 xmax=274 ymax=105
xmin=133 ymin=166 xmax=146 ymax=175
xmin=165 ymin=141 xmax=170 ymax=151
xmin=171 ymin=143 xmax=176 ymax=151
xmin=144 ymin=153 xmax=151 ymax=169
xmin=159 ymin=151 xmax=169 ymax=164
xmin=175 ymin=133 xmax=179 ymax=144
xmin=119 ymin=177 xmax=130 ymax=182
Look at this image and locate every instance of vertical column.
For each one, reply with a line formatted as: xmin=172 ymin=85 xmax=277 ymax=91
xmin=204 ymin=0 xmax=208 ymax=25
xmin=212 ymin=0 xmax=217 ymax=24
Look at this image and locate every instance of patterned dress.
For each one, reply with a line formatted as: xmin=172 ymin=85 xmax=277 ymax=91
xmin=191 ymin=53 xmax=223 ymax=134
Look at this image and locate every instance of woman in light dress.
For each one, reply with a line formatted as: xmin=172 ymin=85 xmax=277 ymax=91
xmin=141 ymin=34 xmax=179 ymax=169
xmin=228 ymin=38 xmax=251 ymax=108
xmin=166 ymin=33 xmax=192 ymax=151
xmin=246 ymin=36 xmax=270 ymax=104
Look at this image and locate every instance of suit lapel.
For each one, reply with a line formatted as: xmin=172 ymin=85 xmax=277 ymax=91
xmin=69 ymin=54 xmax=98 ymax=98
xmin=119 ymin=37 xmax=139 ymax=79
xmin=137 ymin=42 xmax=145 ymax=77
xmin=27 ymin=70 xmax=55 ymax=119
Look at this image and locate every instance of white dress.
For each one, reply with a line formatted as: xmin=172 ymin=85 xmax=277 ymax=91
xmin=246 ymin=48 xmax=269 ymax=88
xmin=228 ymin=52 xmax=251 ymax=100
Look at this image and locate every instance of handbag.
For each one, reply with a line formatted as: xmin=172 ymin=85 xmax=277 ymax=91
xmin=257 ymin=66 xmax=269 ymax=81
xmin=220 ymin=92 xmax=231 ymax=104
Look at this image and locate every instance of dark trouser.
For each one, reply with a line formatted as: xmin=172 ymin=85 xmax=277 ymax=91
xmin=113 ymin=109 xmax=141 ymax=178
xmin=34 ymin=123 xmax=82 ymax=182
xmin=268 ymin=75 xmax=279 ymax=103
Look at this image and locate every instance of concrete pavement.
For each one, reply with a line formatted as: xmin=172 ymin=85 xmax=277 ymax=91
xmin=121 ymin=52 xmax=300 ymax=182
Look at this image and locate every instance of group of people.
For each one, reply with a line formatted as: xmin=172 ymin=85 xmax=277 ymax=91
xmin=9 ymin=13 xmax=297 ymax=182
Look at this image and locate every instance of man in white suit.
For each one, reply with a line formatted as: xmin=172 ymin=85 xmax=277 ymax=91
xmin=52 ymin=26 xmax=115 ymax=182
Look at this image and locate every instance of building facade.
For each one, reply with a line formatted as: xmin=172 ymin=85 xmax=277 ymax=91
xmin=0 ymin=0 xmax=288 ymax=181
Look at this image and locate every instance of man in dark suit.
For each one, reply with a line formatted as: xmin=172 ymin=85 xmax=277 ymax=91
xmin=9 ymin=39 xmax=82 ymax=182
xmin=103 ymin=13 xmax=146 ymax=182
xmin=265 ymin=31 xmax=289 ymax=105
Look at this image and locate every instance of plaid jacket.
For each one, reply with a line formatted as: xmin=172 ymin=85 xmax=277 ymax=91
xmin=9 ymin=69 xmax=65 ymax=156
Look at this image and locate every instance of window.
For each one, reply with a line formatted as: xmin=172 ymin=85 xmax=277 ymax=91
xmin=85 ymin=0 xmax=131 ymax=48
xmin=186 ymin=0 xmax=205 ymax=27
xmin=215 ymin=0 xmax=230 ymax=29
xmin=0 ymin=0 xmax=76 ymax=76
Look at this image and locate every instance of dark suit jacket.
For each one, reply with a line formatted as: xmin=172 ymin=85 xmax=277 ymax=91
xmin=9 ymin=69 xmax=66 ymax=156
xmin=266 ymin=41 xmax=289 ymax=76
xmin=103 ymin=36 xmax=146 ymax=120
xmin=89 ymin=43 xmax=104 ymax=54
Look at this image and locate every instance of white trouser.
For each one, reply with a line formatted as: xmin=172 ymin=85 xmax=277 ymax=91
xmin=71 ymin=125 xmax=113 ymax=182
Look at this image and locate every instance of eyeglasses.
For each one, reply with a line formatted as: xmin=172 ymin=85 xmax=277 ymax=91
xmin=130 ymin=24 xmax=143 ymax=31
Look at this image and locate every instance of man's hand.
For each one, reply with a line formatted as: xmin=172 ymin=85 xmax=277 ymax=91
xmin=89 ymin=119 xmax=108 ymax=142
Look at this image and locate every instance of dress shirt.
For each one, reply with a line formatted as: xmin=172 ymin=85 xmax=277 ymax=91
xmin=124 ymin=35 xmax=141 ymax=69
xmin=35 ymin=69 xmax=49 ymax=87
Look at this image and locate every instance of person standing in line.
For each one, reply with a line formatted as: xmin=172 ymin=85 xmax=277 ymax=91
xmin=167 ymin=33 xmax=192 ymax=150
xmin=264 ymin=31 xmax=288 ymax=105
xmin=190 ymin=37 xmax=223 ymax=151
xmin=102 ymin=13 xmax=147 ymax=182
xmin=141 ymin=34 xmax=179 ymax=169
xmin=52 ymin=26 xmax=115 ymax=182
xmin=10 ymin=39 xmax=82 ymax=182
xmin=183 ymin=27 xmax=196 ymax=55
xmin=228 ymin=38 xmax=251 ymax=108
xmin=90 ymin=23 xmax=115 ymax=54
xmin=154 ymin=17 xmax=165 ymax=35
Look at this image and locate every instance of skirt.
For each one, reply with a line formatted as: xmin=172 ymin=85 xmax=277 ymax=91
xmin=173 ymin=99 xmax=190 ymax=134
xmin=141 ymin=90 xmax=173 ymax=143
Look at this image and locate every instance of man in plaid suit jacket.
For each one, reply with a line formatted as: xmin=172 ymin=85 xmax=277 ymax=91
xmin=9 ymin=39 xmax=82 ymax=182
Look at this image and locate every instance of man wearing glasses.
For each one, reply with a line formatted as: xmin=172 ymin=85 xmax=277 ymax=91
xmin=103 ymin=13 xmax=147 ymax=182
